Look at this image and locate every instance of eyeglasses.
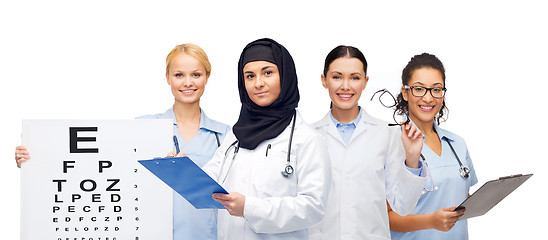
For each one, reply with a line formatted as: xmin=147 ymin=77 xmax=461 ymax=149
xmin=404 ymin=85 xmax=447 ymax=98
xmin=370 ymin=88 xmax=397 ymax=108
xmin=370 ymin=89 xmax=410 ymax=126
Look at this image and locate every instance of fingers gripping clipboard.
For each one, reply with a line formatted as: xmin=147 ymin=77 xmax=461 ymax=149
xmin=456 ymin=174 xmax=533 ymax=220
xmin=138 ymin=157 xmax=228 ymax=209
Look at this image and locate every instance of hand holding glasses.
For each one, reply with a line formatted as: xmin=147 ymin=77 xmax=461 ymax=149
xmin=370 ymin=89 xmax=410 ymax=126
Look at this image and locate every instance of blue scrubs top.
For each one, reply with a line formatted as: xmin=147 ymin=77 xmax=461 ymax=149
xmin=137 ymin=107 xmax=230 ymax=240
xmin=391 ymin=121 xmax=478 ymax=240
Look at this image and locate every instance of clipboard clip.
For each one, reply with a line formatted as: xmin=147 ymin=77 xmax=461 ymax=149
xmin=498 ymin=174 xmax=523 ymax=180
xmin=152 ymin=156 xmax=177 ymax=164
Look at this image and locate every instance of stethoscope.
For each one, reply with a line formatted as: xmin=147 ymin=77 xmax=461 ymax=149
xmin=443 ymin=136 xmax=470 ymax=179
xmin=421 ymin=136 xmax=470 ymax=194
xmin=218 ymin=112 xmax=297 ymax=183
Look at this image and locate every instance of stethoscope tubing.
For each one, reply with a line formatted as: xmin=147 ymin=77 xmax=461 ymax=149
xmin=442 ymin=136 xmax=470 ymax=178
xmin=219 ymin=140 xmax=239 ymax=183
xmin=218 ymin=111 xmax=297 ymax=183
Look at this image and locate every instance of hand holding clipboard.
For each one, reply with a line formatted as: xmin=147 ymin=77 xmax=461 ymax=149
xmin=456 ymin=174 xmax=533 ymax=220
xmin=138 ymin=156 xmax=228 ymax=209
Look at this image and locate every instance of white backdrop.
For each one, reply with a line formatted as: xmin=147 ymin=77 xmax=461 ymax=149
xmin=1 ymin=0 xmax=546 ymax=239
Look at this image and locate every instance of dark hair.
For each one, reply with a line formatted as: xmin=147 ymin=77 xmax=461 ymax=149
xmin=323 ymin=45 xmax=368 ymax=77
xmin=395 ymin=53 xmax=448 ymax=124
xmin=324 ymin=45 xmax=368 ymax=109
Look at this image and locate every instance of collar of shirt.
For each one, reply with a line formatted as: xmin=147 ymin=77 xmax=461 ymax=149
xmin=329 ymin=106 xmax=363 ymax=144
xmin=432 ymin=121 xmax=459 ymax=144
xmin=329 ymin=106 xmax=363 ymax=128
xmin=409 ymin=119 xmax=456 ymax=142
xmin=162 ymin=107 xmax=226 ymax=134
xmin=407 ymin=119 xmax=456 ymax=143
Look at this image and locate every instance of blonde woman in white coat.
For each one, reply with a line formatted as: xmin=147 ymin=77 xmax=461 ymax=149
xmin=309 ymin=46 xmax=427 ymax=240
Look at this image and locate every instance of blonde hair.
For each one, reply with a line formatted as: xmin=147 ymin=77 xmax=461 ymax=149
xmin=165 ymin=43 xmax=211 ymax=76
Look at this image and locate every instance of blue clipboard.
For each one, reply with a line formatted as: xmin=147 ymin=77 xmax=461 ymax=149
xmin=138 ymin=157 xmax=228 ymax=209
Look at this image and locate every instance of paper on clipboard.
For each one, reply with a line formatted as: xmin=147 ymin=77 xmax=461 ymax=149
xmin=139 ymin=157 xmax=228 ymax=209
xmin=456 ymin=173 xmax=533 ymax=220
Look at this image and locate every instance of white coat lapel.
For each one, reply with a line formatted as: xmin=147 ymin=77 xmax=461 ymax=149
xmin=317 ymin=112 xmax=346 ymax=147
xmin=347 ymin=111 xmax=378 ymax=144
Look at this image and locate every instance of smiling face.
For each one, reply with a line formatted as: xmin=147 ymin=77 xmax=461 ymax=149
xmin=402 ymin=67 xmax=445 ymax=125
xmin=322 ymin=57 xmax=368 ymax=118
xmin=243 ymin=61 xmax=281 ymax=107
xmin=166 ymin=53 xmax=208 ymax=105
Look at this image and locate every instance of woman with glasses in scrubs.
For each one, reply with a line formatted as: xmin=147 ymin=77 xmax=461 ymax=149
xmin=308 ymin=45 xmax=427 ymax=240
xmin=388 ymin=53 xmax=478 ymax=240
xmin=15 ymin=43 xmax=230 ymax=240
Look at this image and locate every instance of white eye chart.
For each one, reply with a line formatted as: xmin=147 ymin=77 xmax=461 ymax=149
xmin=21 ymin=120 xmax=173 ymax=240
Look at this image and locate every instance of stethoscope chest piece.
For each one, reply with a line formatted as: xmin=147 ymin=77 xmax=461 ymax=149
xmin=459 ymin=166 xmax=470 ymax=179
xmin=281 ymin=164 xmax=294 ymax=177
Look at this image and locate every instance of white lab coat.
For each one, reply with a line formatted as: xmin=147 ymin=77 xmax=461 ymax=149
xmin=309 ymin=110 xmax=426 ymax=240
xmin=203 ymin=110 xmax=331 ymax=240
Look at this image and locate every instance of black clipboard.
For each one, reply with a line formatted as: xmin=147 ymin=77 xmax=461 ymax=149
xmin=456 ymin=173 xmax=533 ymax=220
xmin=138 ymin=157 xmax=228 ymax=209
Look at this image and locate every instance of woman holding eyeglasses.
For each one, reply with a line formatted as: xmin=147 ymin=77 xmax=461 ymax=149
xmin=388 ymin=53 xmax=478 ymax=240
xmin=308 ymin=45 xmax=427 ymax=240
